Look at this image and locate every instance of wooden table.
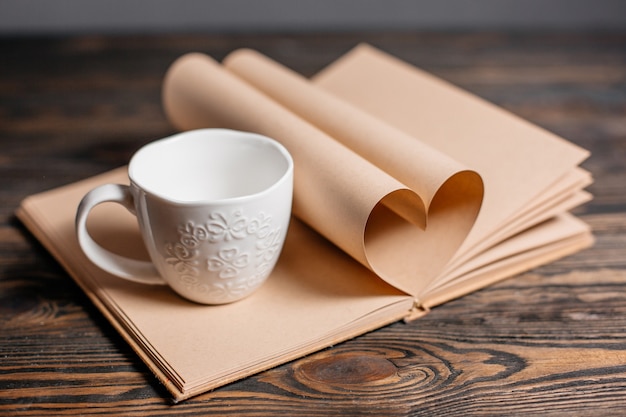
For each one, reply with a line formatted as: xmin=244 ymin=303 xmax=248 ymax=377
xmin=1 ymin=31 xmax=625 ymax=416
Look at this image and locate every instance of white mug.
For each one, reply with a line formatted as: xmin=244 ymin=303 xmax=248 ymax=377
xmin=75 ymin=129 xmax=293 ymax=304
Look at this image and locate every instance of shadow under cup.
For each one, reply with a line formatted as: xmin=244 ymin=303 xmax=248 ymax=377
xmin=77 ymin=128 xmax=294 ymax=305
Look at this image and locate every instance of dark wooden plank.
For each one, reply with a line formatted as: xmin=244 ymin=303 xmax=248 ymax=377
xmin=1 ymin=31 xmax=625 ymax=416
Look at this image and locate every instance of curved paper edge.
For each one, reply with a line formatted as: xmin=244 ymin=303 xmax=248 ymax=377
xmin=224 ymin=49 xmax=484 ymax=296
xmin=365 ymin=170 xmax=483 ymax=296
xmin=162 ymin=52 xmax=428 ymax=274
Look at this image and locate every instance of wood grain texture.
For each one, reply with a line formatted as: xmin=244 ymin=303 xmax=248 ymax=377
xmin=1 ymin=31 xmax=625 ymax=416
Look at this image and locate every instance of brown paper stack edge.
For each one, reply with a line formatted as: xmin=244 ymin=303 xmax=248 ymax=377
xmin=17 ymin=44 xmax=593 ymax=401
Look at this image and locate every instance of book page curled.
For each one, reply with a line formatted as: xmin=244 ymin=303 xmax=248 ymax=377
xmin=162 ymin=52 xmax=483 ymax=296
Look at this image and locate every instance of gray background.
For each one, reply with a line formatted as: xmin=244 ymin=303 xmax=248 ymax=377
xmin=1 ymin=0 xmax=625 ymax=35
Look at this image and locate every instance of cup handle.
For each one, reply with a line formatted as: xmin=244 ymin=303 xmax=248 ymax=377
xmin=75 ymin=183 xmax=166 ymax=285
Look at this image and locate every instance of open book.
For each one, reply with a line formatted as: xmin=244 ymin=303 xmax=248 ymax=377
xmin=17 ymin=44 xmax=593 ymax=402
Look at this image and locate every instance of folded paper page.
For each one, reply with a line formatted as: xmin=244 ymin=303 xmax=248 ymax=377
xmin=313 ymin=45 xmax=590 ymax=260
xmin=309 ymin=45 xmax=593 ymax=304
xmin=163 ymin=52 xmax=484 ymax=296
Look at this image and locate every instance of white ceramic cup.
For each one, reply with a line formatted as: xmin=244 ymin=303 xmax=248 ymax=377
xmin=75 ymin=128 xmax=293 ymax=304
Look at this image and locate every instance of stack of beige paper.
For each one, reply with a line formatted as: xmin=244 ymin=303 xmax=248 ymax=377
xmin=17 ymin=44 xmax=593 ymax=401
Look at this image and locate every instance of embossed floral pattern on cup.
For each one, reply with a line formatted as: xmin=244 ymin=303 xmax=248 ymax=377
xmin=164 ymin=209 xmax=282 ymax=302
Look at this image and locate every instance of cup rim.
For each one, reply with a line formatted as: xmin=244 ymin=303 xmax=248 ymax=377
xmin=128 ymin=128 xmax=294 ymax=206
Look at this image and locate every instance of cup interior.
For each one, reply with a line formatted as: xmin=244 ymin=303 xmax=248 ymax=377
xmin=129 ymin=129 xmax=292 ymax=203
